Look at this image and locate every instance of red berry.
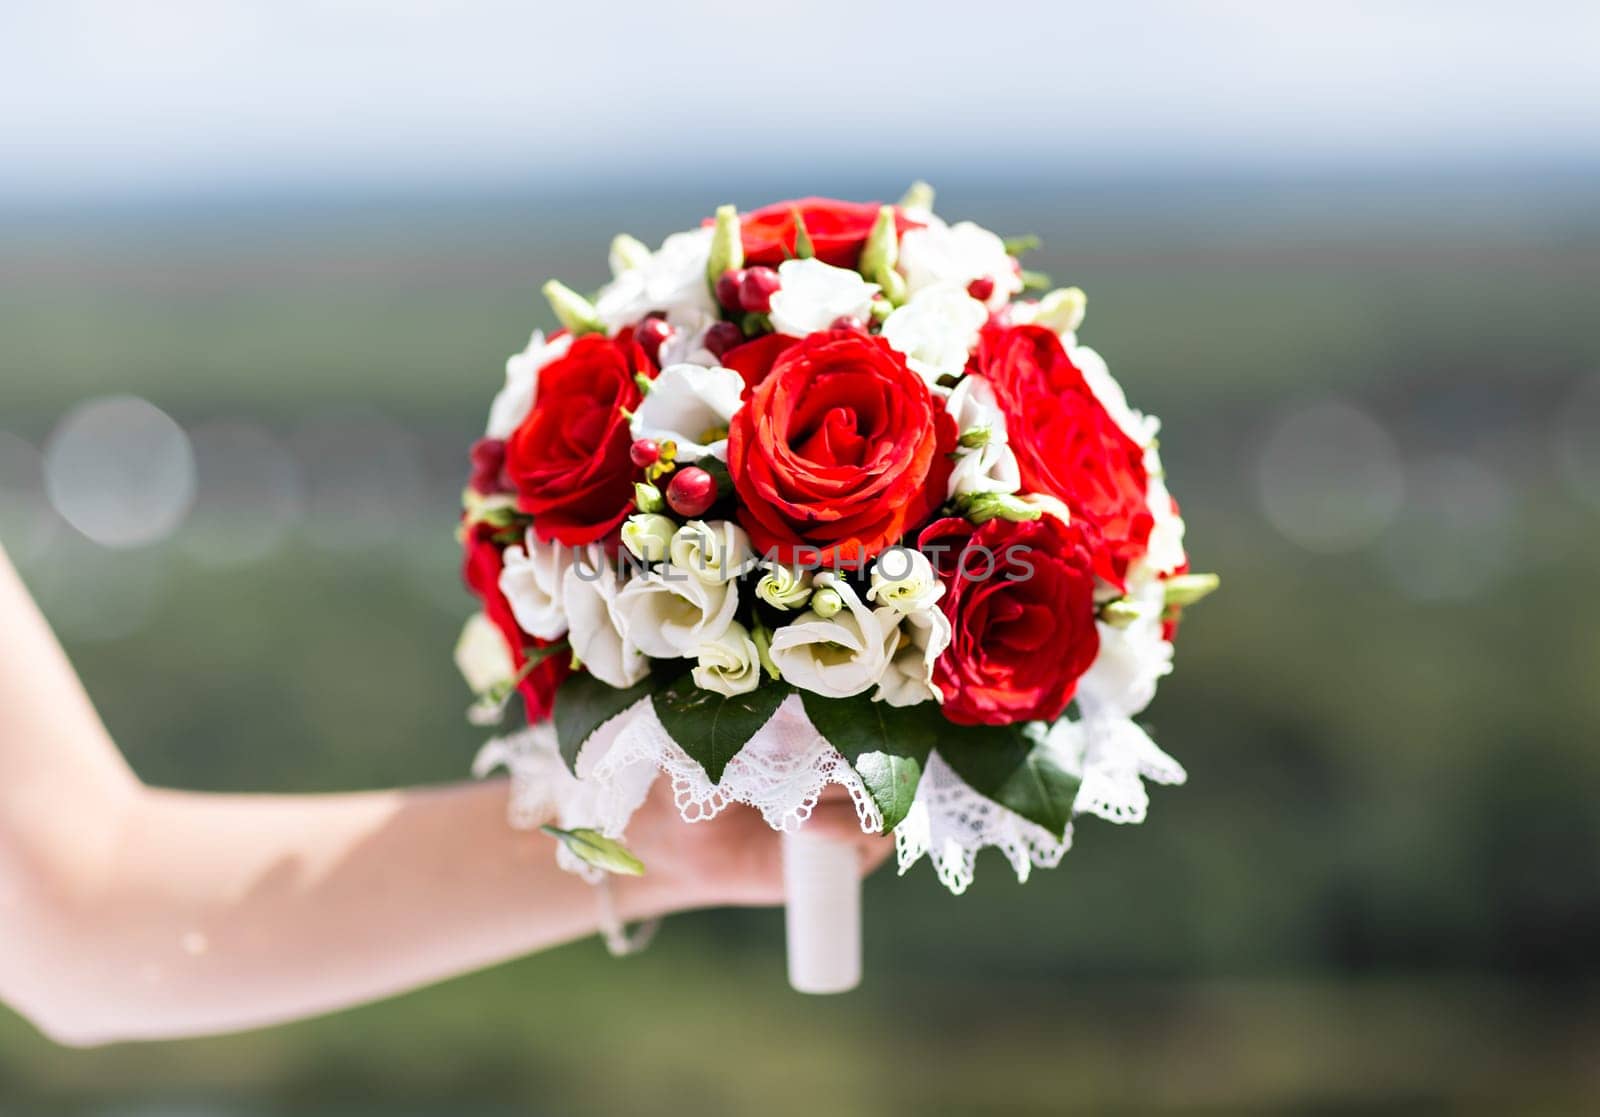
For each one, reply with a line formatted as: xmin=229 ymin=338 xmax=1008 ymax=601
xmin=829 ymin=315 xmax=864 ymax=332
xmin=715 ymin=268 xmax=747 ymax=311
xmin=704 ymin=321 xmax=745 ymax=359
xmin=630 ymin=438 xmax=661 ymax=468
xmin=666 ymin=466 xmax=716 ymax=517
xmin=636 ymin=317 xmax=672 ymax=364
xmin=966 ymin=276 xmax=996 ymax=302
xmin=739 ymin=266 xmax=781 ymax=313
xmin=468 ymin=437 xmax=508 ymax=494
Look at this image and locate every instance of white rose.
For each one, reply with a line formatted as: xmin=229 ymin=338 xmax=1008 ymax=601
xmin=498 ymin=530 xmax=573 ymax=640
xmin=486 ymin=330 xmax=572 ymax=438
xmin=768 ymin=574 xmax=898 ymax=698
xmin=754 ymin=561 xmax=813 ymax=610
xmin=767 ymin=258 xmax=879 ymax=337
xmin=612 ymin=564 xmax=739 ymax=658
xmin=594 ymin=227 xmax=717 ymax=332
xmin=880 ymin=283 xmax=988 ymax=383
xmin=898 ymin=217 xmax=1022 ymax=310
xmin=944 ymin=374 xmax=1022 ymax=498
xmin=453 ymin=612 xmax=515 ymax=694
xmin=669 ymin=519 xmax=753 ymax=584
xmin=561 ymin=547 xmax=651 ymax=689
xmin=865 ymin=547 xmax=943 ymax=614
xmin=691 ymin=620 xmax=763 ymax=697
xmin=874 ymin=606 xmax=951 ymax=708
xmin=630 ymin=363 xmax=744 ymax=461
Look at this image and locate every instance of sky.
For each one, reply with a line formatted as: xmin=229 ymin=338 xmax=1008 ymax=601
xmin=2 ymin=0 xmax=1598 ymax=203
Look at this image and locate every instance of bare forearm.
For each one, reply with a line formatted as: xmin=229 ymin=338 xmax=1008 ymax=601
xmin=12 ymin=778 xmax=681 ymax=1045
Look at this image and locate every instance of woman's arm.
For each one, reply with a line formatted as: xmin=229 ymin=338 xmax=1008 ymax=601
xmin=0 ymin=547 xmax=885 ymax=1046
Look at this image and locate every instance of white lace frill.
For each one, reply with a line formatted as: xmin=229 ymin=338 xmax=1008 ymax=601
xmin=474 ymin=688 xmax=1186 ymax=895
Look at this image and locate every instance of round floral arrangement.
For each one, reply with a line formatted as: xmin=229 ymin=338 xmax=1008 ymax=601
xmin=457 ymin=186 xmax=1215 ymax=986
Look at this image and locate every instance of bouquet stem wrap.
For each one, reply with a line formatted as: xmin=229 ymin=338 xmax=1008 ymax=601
xmin=782 ymin=827 xmax=861 ymax=994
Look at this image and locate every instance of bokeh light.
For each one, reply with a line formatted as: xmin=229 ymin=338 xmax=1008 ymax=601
xmin=42 ymin=396 xmax=196 ymax=549
xmin=181 ymin=421 xmax=305 ymax=567
xmin=1256 ymin=399 xmax=1405 ymax=553
xmin=1378 ymin=456 xmax=1515 ymax=602
xmin=1555 ymin=373 xmax=1600 ymax=514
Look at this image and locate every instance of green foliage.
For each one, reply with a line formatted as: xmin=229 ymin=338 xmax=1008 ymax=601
xmin=539 ymin=825 xmax=645 ymax=875
xmin=553 ymin=672 xmax=657 ymax=772
xmin=652 ymin=677 xmax=792 ymax=784
xmin=799 ymin=692 xmax=944 ymax=830
xmin=936 ymin=723 xmax=1079 ymax=838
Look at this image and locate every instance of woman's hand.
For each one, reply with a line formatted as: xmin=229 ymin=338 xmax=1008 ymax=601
xmin=620 ymin=781 xmax=894 ymax=916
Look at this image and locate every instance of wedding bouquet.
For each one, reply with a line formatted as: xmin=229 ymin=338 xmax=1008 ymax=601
xmin=457 ymin=186 xmax=1215 ymax=990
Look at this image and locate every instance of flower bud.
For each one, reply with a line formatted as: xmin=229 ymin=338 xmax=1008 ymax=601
xmin=866 ymin=547 xmax=942 ymax=614
xmin=1032 ymin=286 xmax=1087 ymax=334
xmin=750 ymin=620 xmax=782 ymax=680
xmin=454 ymin=612 xmax=515 ymax=695
xmin=957 ymin=425 xmax=992 ymax=449
xmin=1163 ymin=572 xmax=1220 ymax=607
xmin=898 ymin=180 xmax=936 ymax=216
xmin=608 ymin=233 xmax=652 ymax=275
xmin=634 ymin=481 xmax=665 ymax=513
xmin=962 ymin=491 xmax=1044 ymax=525
xmin=754 ymin=562 xmax=813 ymax=610
xmin=669 ymin=519 xmax=753 ymax=584
xmin=541 ymin=279 xmax=605 ymax=336
xmin=1099 ymin=598 xmax=1144 ymax=629
xmin=706 ymin=204 xmax=745 ymax=288
xmin=810 ymin=586 xmax=844 ymax=618
xmin=621 ymin=513 xmax=677 ymax=563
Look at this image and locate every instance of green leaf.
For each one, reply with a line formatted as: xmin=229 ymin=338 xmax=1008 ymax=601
xmin=652 ymin=677 xmax=792 ymax=784
xmin=852 ymin=751 xmax=923 ymax=831
xmin=540 ymin=825 xmax=645 ymax=876
xmin=936 ymin=723 xmax=1079 ymax=838
xmin=799 ymin=692 xmax=944 ymax=831
xmin=1002 ymin=233 xmax=1041 ymax=256
xmin=554 ymin=671 xmax=657 ymax=773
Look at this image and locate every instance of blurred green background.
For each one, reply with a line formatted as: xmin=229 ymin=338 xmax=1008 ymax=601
xmin=3 ymin=170 xmax=1599 ymax=1115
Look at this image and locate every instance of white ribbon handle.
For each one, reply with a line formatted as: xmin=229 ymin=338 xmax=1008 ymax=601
xmin=782 ymin=827 xmax=862 ymax=994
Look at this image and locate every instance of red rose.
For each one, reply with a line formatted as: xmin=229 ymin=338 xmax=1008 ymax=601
xmin=919 ymin=514 xmax=1099 ymax=726
xmin=976 ymin=323 xmax=1152 ymax=587
xmin=505 ymin=333 xmax=646 ymax=546
xmin=719 ymin=332 xmax=796 ymax=395
xmin=734 ymin=197 xmax=921 ymax=270
xmin=462 ymin=524 xmax=569 ymax=722
xmin=727 ymin=329 xmax=954 ymax=565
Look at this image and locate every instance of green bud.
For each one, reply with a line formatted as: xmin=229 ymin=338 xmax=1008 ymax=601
xmin=957 ymin=426 xmax=992 ymax=450
xmin=1002 ymin=234 xmax=1041 ymax=256
xmin=869 ymin=298 xmax=894 ymax=324
xmin=1164 ymin=572 xmax=1220 ymax=607
xmin=1019 ymin=268 xmax=1051 ymax=291
xmin=633 ymin=482 xmax=665 ymax=514
xmin=755 ymin=562 xmax=812 ymax=610
xmin=1099 ymin=599 xmax=1144 ymax=629
xmin=750 ymin=621 xmax=782 ymax=681
xmin=633 ymin=371 xmax=653 ymax=395
xmin=810 ymin=586 xmax=844 ymax=618
xmin=541 ymin=279 xmax=604 ymax=335
xmin=621 ymin=513 xmax=677 ymax=563
xmin=609 ymin=233 xmax=652 ymax=275
xmin=740 ymin=311 xmax=770 ymax=335
xmin=962 ymin=491 xmax=1043 ymax=525
xmin=898 ymin=181 xmax=936 ymax=214
xmin=1032 ymin=286 xmax=1087 ymax=334
xmin=540 ymin=825 xmax=645 ymax=876
xmin=860 ymin=205 xmax=908 ymax=307
xmin=791 ymin=209 xmax=815 ymax=259
xmin=707 ymin=204 xmax=744 ymax=287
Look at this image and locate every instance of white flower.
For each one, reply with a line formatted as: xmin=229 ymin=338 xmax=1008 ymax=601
xmin=880 ymin=283 xmax=988 ymax=383
xmin=754 ymin=561 xmax=813 ymax=610
xmin=874 ymin=606 xmax=951 ymax=708
xmin=613 ymin=564 xmax=739 ymax=658
xmin=1077 ymin=578 xmax=1173 ymax=719
xmin=562 ymin=546 xmax=650 ymax=689
xmin=898 ymin=217 xmax=1022 ymax=310
xmin=1136 ymin=444 xmax=1187 ymax=579
xmin=486 ymin=330 xmax=572 ymax=438
xmin=655 ymin=306 xmax=721 ymax=367
xmin=594 ymin=227 xmax=717 ymax=333
xmin=691 ymin=620 xmax=762 ymax=697
xmin=630 ymin=363 xmax=743 ymax=462
xmin=767 ymin=258 xmax=878 ymax=337
xmin=944 ymin=374 xmax=1021 ymax=498
xmin=498 ymin=530 xmax=573 ymax=640
xmin=453 ymin=612 xmax=514 ymax=694
xmin=865 ymin=547 xmax=943 ymax=614
xmin=768 ymin=574 xmax=898 ymax=698
xmin=669 ymin=519 xmax=753 ymax=584
xmin=1072 ymin=343 xmax=1160 ymax=448
xmin=621 ymin=513 xmax=677 ymax=563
